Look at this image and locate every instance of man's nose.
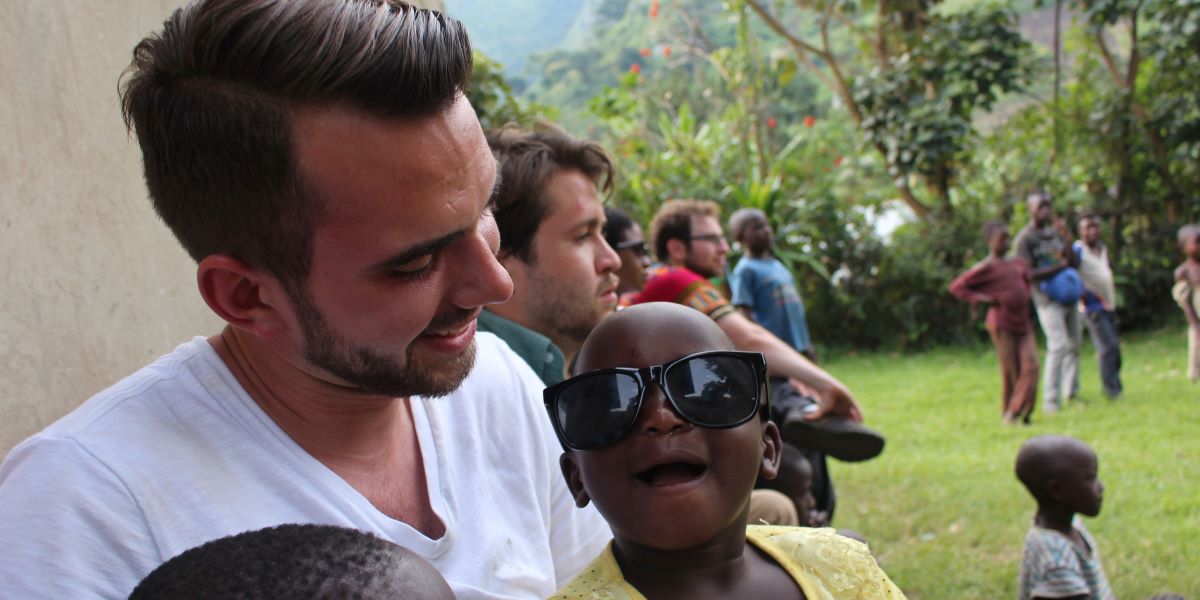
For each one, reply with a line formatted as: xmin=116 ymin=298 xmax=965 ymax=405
xmin=449 ymin=216 xmax=514 ymax=308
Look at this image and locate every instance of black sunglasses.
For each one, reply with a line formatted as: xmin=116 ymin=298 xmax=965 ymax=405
xmin=543 ymin=351 xmax=770 ymax=451
xmin=614 ymin=239 xmax=649 ymax=257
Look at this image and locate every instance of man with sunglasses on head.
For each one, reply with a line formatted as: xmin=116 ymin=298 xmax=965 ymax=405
xmin=633 ymin=199 xmax=885 ymax=523
xmin=602 ymin=206 xmax=652 ymax=308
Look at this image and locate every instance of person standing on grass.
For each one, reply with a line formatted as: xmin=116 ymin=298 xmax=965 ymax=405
xmin=950 ymin=220 xmax=1039 ymax=424
xmin=1173 ymin=224 xmax=1200 ymax=382
xmin=728 ymin=208 xmax=817 ymax=362
xmin=1014 ymin=192 xmax=1081 ymax=413
xmin=1073 ymin=214 xmax=1123 ymax=399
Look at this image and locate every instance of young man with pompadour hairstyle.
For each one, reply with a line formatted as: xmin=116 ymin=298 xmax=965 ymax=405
xmin=0 ymin=2 xmax=607 ymax=598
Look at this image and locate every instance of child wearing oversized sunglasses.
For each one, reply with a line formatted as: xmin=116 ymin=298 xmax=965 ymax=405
xmin=545 ymin=302 xmax=905 ymax=599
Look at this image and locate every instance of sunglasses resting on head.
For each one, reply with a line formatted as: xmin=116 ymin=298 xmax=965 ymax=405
xmin=543 ymin=351 xmax=771 ymax=451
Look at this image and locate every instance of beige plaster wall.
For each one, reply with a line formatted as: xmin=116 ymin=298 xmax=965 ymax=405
xmin=0 ymin=1 xmax=221 ymax=456
xmin=0 ymin=0 xmax=446 ymax=456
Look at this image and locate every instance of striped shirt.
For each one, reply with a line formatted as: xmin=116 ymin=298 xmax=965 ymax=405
xmin=1018 ymin=520 xmax=1115 ymax=600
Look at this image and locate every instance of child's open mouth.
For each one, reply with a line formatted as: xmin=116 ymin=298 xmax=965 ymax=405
xmin=635 ymin=462 xmax=707 ymax=487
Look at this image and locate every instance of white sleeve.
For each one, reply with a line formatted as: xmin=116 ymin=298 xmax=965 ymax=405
xmin=540 ymin=408 xmax=611 ymax=588
xmin=495 ymin=341 xmax=611 ymax=588
xmin=0 ymin=436 xmax=160 ymax=599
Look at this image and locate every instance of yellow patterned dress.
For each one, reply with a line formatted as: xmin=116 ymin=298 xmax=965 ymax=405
xmin=550 ymin=525 xmax=906 ymax=599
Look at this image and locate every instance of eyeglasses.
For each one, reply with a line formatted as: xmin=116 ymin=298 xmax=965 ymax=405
xmin=543 ymin=351 xmax=769 ymax=451
xmin=687 ymin=233 xmax=727 ymax=245
xmin=614 ymin=239 xmax=649 ymax=257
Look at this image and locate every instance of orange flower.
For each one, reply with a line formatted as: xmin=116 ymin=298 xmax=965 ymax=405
xmin=662 ymin=46 xmax=672 ymax=58
xmin=639 ymin=47 xmax=651 ymax=57
xmin=803 ymin=115 xmax=816 ymax=128
xmin=767 ymin=117 xmax=778 ymax=129
xmin=649 ymin=4 xmax=659 ymax=18
xmin=630 ymin=63 xmax=642 ymax=74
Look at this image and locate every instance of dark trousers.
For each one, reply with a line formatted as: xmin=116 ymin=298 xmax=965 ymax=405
xmin=1084 ymin=310 xmax=1123 ymax=397
xmin=766 ymin=379 xmax=836 ymax=520
xmin=987 ymin=323 xmax=1039 ymax=420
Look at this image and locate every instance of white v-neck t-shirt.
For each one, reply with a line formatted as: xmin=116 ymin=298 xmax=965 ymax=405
xmin=0 ymin=334 xmax=608 ymax=599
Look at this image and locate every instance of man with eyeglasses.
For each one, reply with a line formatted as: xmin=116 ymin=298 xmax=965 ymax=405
xmin=633 ymin=199 xmax=885 ymax=523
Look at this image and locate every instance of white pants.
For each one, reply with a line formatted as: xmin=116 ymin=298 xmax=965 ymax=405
xmin=1033 ymin=290 xmax=1081 ymax=407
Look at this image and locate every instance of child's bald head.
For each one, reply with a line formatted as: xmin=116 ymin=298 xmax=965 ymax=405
xmin=575 ymin=302 xmax=735 ymax=375
xmin=1015 ymin=435 xmax=1104 ymax=516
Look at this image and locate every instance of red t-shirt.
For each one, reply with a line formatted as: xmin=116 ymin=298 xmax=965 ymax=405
xmin=948 ymin=257 xmax=1033 ymax=333
xmin=631 ymin=265 xmax=736 ymax=320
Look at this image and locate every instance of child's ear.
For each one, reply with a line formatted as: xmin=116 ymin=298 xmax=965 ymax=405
xmin=1046 ymin=477 xmax=1064 ymax=502
xmin=758 ymin=421 xmax=784 ymax=481
xmin=559 ymin=452 xmax=592 ymax=508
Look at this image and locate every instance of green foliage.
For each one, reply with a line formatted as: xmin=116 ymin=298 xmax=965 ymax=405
xmin=853 ymin=4 xmax=1033 ymax=201
xmin=445 ymin=0 xmax=585 ymax=75
xmin=490 ymin=0 xmax=1200 ymax=348
xmin=467 ymin=51 xmax=555 ymax=130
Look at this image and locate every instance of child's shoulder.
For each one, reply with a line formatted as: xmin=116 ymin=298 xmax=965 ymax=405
xmin=747 ymin=526 xmax=906 ymax=597
xmin=1176 ymin=261 xmax=1200 ymax=282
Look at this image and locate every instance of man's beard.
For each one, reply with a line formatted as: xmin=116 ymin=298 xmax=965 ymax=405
xmin=526 ymin=269 xmax=618 ymax=348
xmin=684 ymin=257 xmax=721 ymax=279
xmin=289 ymin=288 xmax=476 ymax=398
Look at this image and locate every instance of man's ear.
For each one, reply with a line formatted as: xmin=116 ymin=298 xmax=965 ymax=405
xmin=665 ymin=237 xmax=688 ymax=264
xmin=196 ymin=254 xmax=294 ymax=339
xmin=758 ymin=420 xmax=784 ymax=481
xmin=559 ymin=452 xmax=592 ymax=508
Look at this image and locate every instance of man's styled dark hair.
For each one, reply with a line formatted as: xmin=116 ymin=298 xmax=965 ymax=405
xmin=603 ymin=206 xmax=636 ymax=249
xmin=120 ymin=0 xmax=473 ymax=285
xmin=649 ymin=199 xmax=720 ymax=262
xmin=486 ymin=126 xmax=614 ymax=262
xmin=128 ymin=524 xmax=451 ymax=599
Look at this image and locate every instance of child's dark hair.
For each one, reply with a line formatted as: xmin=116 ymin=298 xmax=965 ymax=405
xmin=129 ymin=524 xmax=445 ymax=599
xmin=603 ymin=206 xmax=636 ymax=250
xmin=981 ymin=219 xmax=1008 ymax=240
xmin=1015 ymin=435 xmax=1090 ymax=505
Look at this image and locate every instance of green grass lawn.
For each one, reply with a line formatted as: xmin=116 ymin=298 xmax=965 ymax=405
xmin=821 ymin=326 xmax=1199 ymax=599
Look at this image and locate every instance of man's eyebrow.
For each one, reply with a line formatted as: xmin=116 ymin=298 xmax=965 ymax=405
xmin=572 ymin=216 xmax=604 ymax=232
xmin=372 ymin=230 xmax=466 ymax=271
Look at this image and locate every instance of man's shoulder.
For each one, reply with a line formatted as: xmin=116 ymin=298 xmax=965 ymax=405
xmin=26 ymin=337 xmax=224 ymax=444
xmin=636 ymin=265 xmax=706 ymax=302
xmin=1013 ymin=223 xmax=1037 ymax=243
xmin=476 ymin=312 xmax=564 ymax=385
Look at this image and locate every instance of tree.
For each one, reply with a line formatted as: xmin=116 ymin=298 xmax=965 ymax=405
xmin=746 ymin=0 xmax=1032 ymax=218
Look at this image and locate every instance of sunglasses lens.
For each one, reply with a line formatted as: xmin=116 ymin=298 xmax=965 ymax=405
xmin=663 ymin=355 xmax=759 ymax=427
xmin=554 ymin=372 xmax=642 ymax=450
